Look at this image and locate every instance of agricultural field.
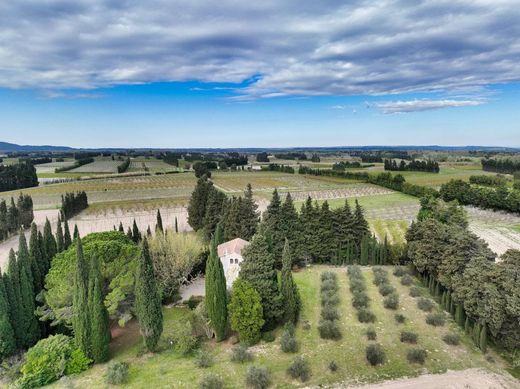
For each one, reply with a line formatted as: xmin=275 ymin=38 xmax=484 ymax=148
xmin=34 ymin=160 xmax=76 ymax=174
xmin=69 ymin=159 xmax=121 ymax=173
xmin=127 ymin=157 xmax=178 ymax=174
xmin=46 ymin=266 xmax=513 ymax=389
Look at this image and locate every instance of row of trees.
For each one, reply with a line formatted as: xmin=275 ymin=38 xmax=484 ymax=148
xmin=61 ymin=191 xmax=88 ymax=220
xmin=384 ymin=159 xmax=439 ymax=173
xmin=117 ymin=158 xmax=131 ymax=173
xmin=0 ymin=194 xmax=34 ymax=241
xmin=481 ymin=158 xmax=520 ymax=174
xmin=263 ymin=164 xmax=295 ymax=174
xmin=440 ymin=179 xmax=520 ymax=213
xmin=469 ymin=174 xmax=508 ymax=187
xmin=0 ymin=161 xmax=38 ymax=191
xmin=55 ymin=157 xmax=94 ymax=173
xmin=406 ymin=197 xmax=520 ymax=350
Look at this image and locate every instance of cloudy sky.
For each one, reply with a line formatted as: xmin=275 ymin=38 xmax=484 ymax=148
xmin=1 ymin=0 xmax=519 ymax=147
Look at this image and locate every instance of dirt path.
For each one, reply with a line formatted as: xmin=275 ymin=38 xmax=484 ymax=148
xmin=319 ymin=368 xmax=519 ymax=389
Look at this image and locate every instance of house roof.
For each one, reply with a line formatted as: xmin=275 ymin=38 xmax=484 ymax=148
xmin=218 ymin=238 xmax=250 ymax=257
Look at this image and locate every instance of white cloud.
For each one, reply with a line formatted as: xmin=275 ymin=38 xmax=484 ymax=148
xmin=0 ymin=0 xmax=519 ymax=99
xmin=373 ymin=98 xmax=484 ymax=114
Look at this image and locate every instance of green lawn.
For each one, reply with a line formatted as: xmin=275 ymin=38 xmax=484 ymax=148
xmin=49 ymin=266 xmax=506 ymax=389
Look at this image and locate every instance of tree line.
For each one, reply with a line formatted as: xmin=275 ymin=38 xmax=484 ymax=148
xmin=274 ymin=152 xmax=307 ymax=160
xmin=481 ymin=158 xmax=520 ymax=174
xmin=256 ymin=152 xmax=270 ymax=162
xmin=263 ymin=164 xmax=295 ymax=174
xmin=332 ymin=161 xmax=374 ymax=171
xmin=117 ymin=158 xmax=131 ymax=173
xmin=0 ymin=161 xmax=38 ymax=192
xmin=0 ymin=194 xmax=34 ymax=241
xmin=384 ymin=159 xmax=439 ymax=173
xmin=440 ymin=180 xmax=520 ymax=214
xmin=61 ymin=191 xmax=89 ymax=220
xmin=406 ymin=196 xmax=520 ymax=351
xmin=55 ymin=157 xmax=94 ymax=173
xmin=469 ymin=174 xmax=508 ymax=187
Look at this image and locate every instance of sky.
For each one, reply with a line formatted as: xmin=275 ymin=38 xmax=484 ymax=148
xmin=0 ymin=0 xmax=519 ymax=148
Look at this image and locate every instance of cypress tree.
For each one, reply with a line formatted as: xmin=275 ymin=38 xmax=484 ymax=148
xmin=132 ymin=219 xmax=141 ymax=243
xmin=434 ymin=282 xmax=441 ymax=302
xmin=240 ymin=184 xmax=259 ymax=241
xmin=353 ymin=200 xmax=369 ymax=248
xmin=0 ymin=271 xmax=16 ymax=359
xmin=43 ymin=218 xmax=56 ymax=267
xmin=479 ymin=324 xmax=487 ymax=352
xmin=146 ymin=225 xmax=152 ymax=236
xmin=203 ymin=188 xmax=226 ymax=240
xmin=214 ymin=222 xmax=224 ymax=246
xmin=473 ymin=323 xmax=481 ymax=347
xmin=263 ymin=189 xmax=284 ymax=260
xmin=28 ymin=223 xmax=43 ymax=293
xmin=455 ymin=303 xmax=465 ymax=327
xmin=156 ymin=209 xmax=163 ymax=233
xmin=279 ymin=193 xmax=301 ymax=264
xmin=464 ymin=316 xmax=471 ymax=334
xmin=18 ymin=268 xmax=39 ymax=348
xmin=72 ymin=238 xmax=90 ymax=358
xmin=360 ymin=235 xmax=369 ymax=265
xmin=17 ymin=232 xmax=33 ymax=289
xmin=175 ymin=217 xmax=178 ymax=233
xmin=240 ymin=233 xmax=283 ymax=329
xmin=118 ymin=222 xmax=124 ymax=233
xmin=56 ymin=218 xmax=64 ymax=253
xmin=134 ymin=238 xmax=163 ymax=352
xmin=316 ymin=201 xmax=335 ymax=263
xmin=88 ymin=254 xmax=110 ymax=363
xmin=280 ymin=239 xmax=300 ymax=324
xmin=126 ymin=227 xmax=133 ymax=240
xmin=187 ymin=176 xmax=213 ymax=231
xmin=222 ymin=197 xmax=242 ymax=241
xmin=73 ymin=224 xmax=79 ymax=240
xmin=63 ymin=219 xmax=72 ymax=250
xmin=205 ymin=238 xmax=227 ymax=341
xmin=6 ymin=250 xmax=22 ymax=347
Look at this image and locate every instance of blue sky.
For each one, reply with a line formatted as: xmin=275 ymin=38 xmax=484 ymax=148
xmin=0 ymin=1 xmax=519 ymax=148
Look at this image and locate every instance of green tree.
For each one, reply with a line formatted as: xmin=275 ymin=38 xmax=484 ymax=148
xmin=228 ymin=279 xmax=264 ymax=345
xmin=280 ymin=240 xmax=300 ymax=324
xmin=203 ymin=188 xmax=226 ymax=240
xmin=205 ymin=238 xmax=227 ymax=341
xmin=315 ymin=201 xmax=335 ymax=263
xmin=175 ymin=217 xmax=179 ymax=233
xmin=63 ymin=219 xmax=72 ymax=250
xmin=88 ymin=254 xmax=111 ymax=363
xmin=134 ymin=238 xmax=163 ymax=352
xmin=6 ymin=249 xmax=22 ymax=347
xmin=279 ymin=193 xmax=301 ymax=264
xmin=73 ymin=224 xmax=79 ymax=240
xmin=72 ymin=238 xmax=90 ymax=358
xmin=479 ymin=324 xmax=487 ymax=352
xmin=240 ymin=184 xmax=259 ymax=241
xmin=56 ymin=218 xmax=64 ymax=253
xmin=118 ymin=222 xmax=124 ymax=233
xmin=43 ymin=218 xmax=57 ymax=270
xmin=353 ymin=200 xmax=369 ymax=247
xmin=155 ymin=209 xmax=163 ymax=233
xmin=0 ymin=272 xmax=16 ymax=359
xmin=188 ymin=176 xmax=213 ymax=231
xmin=28 ymin=223 xmax=43 ymax=293
xmin=262 ymin=189 xmax=284 ymax=261
xmin=240 ymin=233 xmax=283 ymax=329
xmin=19 ymin=267 xmax=40 ymax=348
xmin=132 ymin=219 xmax=141 ymax=243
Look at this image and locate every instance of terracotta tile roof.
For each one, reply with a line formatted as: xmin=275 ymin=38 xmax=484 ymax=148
xmin=218 ymin=238 xmax=250 ymax=257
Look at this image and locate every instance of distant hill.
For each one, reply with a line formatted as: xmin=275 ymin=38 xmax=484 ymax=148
xmin=0 ymin=141 xmax=74 ymax=153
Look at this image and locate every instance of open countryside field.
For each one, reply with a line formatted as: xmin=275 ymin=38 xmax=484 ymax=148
xmin=46 ymin=266 xmax=513 ymax=389
xmin=69 ymin=159 xmax=121 ymax=173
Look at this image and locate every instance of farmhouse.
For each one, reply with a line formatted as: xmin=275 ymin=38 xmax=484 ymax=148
xmin=217 ymin=237 xmax=249 ymax=288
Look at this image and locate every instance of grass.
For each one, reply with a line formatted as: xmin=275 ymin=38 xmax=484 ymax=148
xmin=48 ymin=266 xmax=504 ymax=389
xmin=512 ymin=225 xmax=520 ymax=233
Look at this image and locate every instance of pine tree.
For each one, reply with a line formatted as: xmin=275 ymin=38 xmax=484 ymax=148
xmin=28 ymin=223 xmax=43 ymax=293
xmin=132 ymin=219 xmax=141 ymax=243
xmin=134 ymin=238 xmax=163 ymax=352
xmin=262 ymin=189 xmax=284 ymax=261
xmin=240 ymin=233 xmax=283 ymax=329
xmin=72 ymin=238 xmax=91 ymax=358
xmin=155 ymin=209 xmax=163 ymax=233
xmin=280 ymin=240 xmax=300 ymax=324
xmin=73 ymin=224 xmax=79 ymax=240
xmin=0 ymin=272 xmax=16 ymax=359
xmin=353 ymin=200 xmax=369 ymax=248
xmin=205 ymin=238 xmax=227 ymax=341
xmin=88 ymin=254 xmax=110 ymax=363
xmin=56 ymin=218 xmax=64 ymax=253
xmin=279 ymin=193 xmax=301 ymax=264
xmin=63 ymin=219 xmax=72 ymax=250
xmin=333 ymin=199 xmax=356 ymax=254
xmin=6 ymin=250 xmax=22 ymax=347
xmin=118 ymin=222 xmax=124 ymax=233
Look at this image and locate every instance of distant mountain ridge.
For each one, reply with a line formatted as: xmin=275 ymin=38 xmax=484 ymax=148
xmin=0 ymin=141 xmax=518 ymax=153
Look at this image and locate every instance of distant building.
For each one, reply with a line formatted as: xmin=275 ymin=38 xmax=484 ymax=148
xmin=217 ymin=238 xmax=250 ymax=288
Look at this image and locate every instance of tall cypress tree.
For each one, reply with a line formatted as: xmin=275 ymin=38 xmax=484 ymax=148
xmin=240 ymin=233 xmax=283 ymax=329
xmin=174 ymin=217 xmax=178 ymax=233
xmin=43 ymin=218 xmax=57 ymax=270
xmin=88 ymin=254 xmax=110 ymax=363
xmin=6 ymin=250 xmax=22 ymax=347
xmin=353 ymin=200 xmax=369 ymax=248
xmin=0 ymin=272 xmax=16 ymax=359
xmin=205 ymin=238 xmax=227 ymax=341
xmin=118 ymin=222 xmax=124 ymax=233
xmin=63 ymin=219 xmax=72 ymax=250
xmin=28 ymin=223 xmax=43 ymax=293
xmin=203 ymin=188 xmax=226 ymax=240
xmin=214 ymin=222 xmax=224 ymax=246
xmin=18 ymin=267 xmax=39 ymax=348
xmin=263 ymin=189 xmax=284 ymax=261
xmin=126 ymin=227 xmax=133 ymax=240
xmin=134 ymin=238 xmax=163 ymax=352
xmin=187 ymin=176 xmax=213 ymax=231
xmin=132 ymin=219 xmax=141 ymax=243
xmin=72 ymin=238 xmax=90 ymax=358
xmin=240 ymin=184 xmax=259 ymax=241
xmin=73 ymin=224 xmax=79 ymax=240
xmin=315 ymin=201 xmax=335 ymax=263
xmin=280 ymin=239 xmax=300 ymax=324
xmin=222 ymin=197 xmax=242 ymax=241
xmin=56 ymin=218 xmax=64 ymax=253
xmin=155 ymin=209 xmax=163 ymax=233
xmin=279 ymin=193 xmax=301 ymax=264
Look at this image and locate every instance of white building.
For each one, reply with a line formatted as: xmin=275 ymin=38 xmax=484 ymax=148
xmin=217 ymin=238 xmax=250 ymax=288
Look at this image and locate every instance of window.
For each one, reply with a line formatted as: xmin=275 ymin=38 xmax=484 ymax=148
xmin=229 ymin=258 xmax=233 ymax=264
xmin=235 ymin=258 xmax=239 ymax=264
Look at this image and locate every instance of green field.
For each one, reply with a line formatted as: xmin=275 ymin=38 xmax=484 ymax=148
xmin=48 ymin=266 xmax=503 ymax=389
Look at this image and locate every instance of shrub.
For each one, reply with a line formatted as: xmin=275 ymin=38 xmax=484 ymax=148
xmin=383 ymin=293 xmax=399 ymax=310
xmin=17 ymin=335 xmax=91 ymax=388
xmin=352 ymin=292 xmax=370 ymax=309
xmin=261 ymin=332 xmax=275 ymax=343
xmin=231 ymin=345 xmax=253 ymax=363
xmin=321 ymin=272 xmax=337 ymax=282
xmin=366 ymin=344 xmax=385 ymax=366
xmin=393 ymin=267 xmax=408 ymax=277
xmin=328 ymin=360 xmax=338 ymax=372
xmin=349 ymin=278 xmax=366 ymax=293
xmin=394 ymin=313 xmax=406 ymax=323
xmin=426 ymin=313 xmax=446 ymax=326
xmin=229 ymin=279 xmax=264 ymax=345
xmin=417 ymin=298 xmax=435 ymax=312
xmin=321 ymin=306 xmax=340 ymax=321
xmin=301 ymin=320 xmax=311 ymax=331
xmin=283 ymin=322 xmax=295 ymax=336
xmin=245 ymin=365 xmax=270 ymax=389
xmin=321 ymin=279 xmax=338 ymax=293
xmin=373 ymin=273 xmax=388 ymax=286
xmin=195 ymin=351 xmax=213 ymax=368
xmin=200 ymin=373 xmax=224 ymax=389
xmin=407 ymin=348 xmax=427 ymax=364
xmin=400 ymin=274 xmax=414 ymax=286
xmin=321 ymin=292 xmax=340 ymax=307
xmin=287 ymin=356 xmax=310 ymax=382
xmin=280 ymin=330 xmax=298 ymax=353
xmin=105 ymin=361 xmax=129 ymax=385
xmin=409 ymin=286 xmax=422 ymax=297
xmin=357 ymin=308 xmax=376 ymax=323
xmin=172 ymin=320 xmax=198 ymax=355
xmin=378 ymin=283 xmax=395 ymax=296
xmin=443 ymin=333 xmax=460 ymax=345
xmin=318 ymin=319 xmax=342 ymax=340
xmin=366 ymin=327 xmax=377 ymax=340
xmin=400 ymin=331 xmax=418 ymax=344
